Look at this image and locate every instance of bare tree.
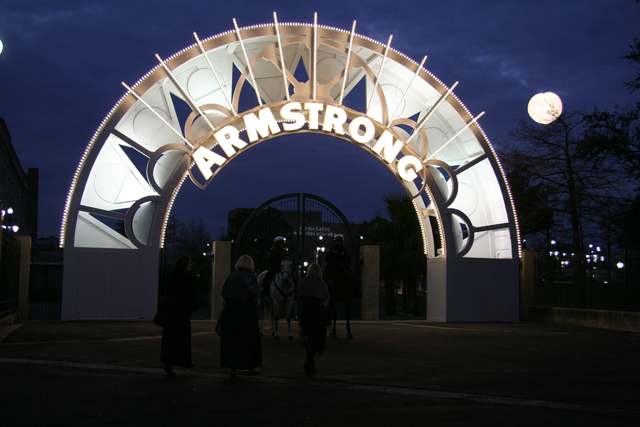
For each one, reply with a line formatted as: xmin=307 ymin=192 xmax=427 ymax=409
xmin=624 ymin=38 xmax=640 ymax=93
xmin=499 ymin=111 xmax=626 ymax=304
xmin=583 ymin=35 xmax=640 ymax=250
xmin=162 ymin=214 xmax=211 ymax=264
xmin=505 ymin=168 xmax=555 ymax=252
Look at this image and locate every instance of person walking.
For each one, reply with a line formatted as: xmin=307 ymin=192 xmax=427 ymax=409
xmin=219 ymin=255 xmax=262 ymax=379
xmin=160 ymin=255 xmax=199 ymax=377
xmin=297 ymin=263 xmax=330 ymax=375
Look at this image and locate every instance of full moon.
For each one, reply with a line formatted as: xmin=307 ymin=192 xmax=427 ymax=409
xmin=528 ymin=92 xmax=562 ymax=124
xmin=0 ymin=39 xmax=4 ymax=55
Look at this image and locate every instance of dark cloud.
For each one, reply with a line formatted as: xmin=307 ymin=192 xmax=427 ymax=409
xmin=1 ymin=0 xmax=638 ymax=238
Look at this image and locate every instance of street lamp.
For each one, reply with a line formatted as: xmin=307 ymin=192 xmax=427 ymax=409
xmin=0 ymin=205 xmax=19 ymax=232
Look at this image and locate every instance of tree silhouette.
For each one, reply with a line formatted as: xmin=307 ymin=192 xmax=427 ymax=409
xmin=500 ymin=112 xmax=626 ymax=305
xmin=370 ymin=194 xmax=426 ymax=316
xmin=584 ymin=32 xmax=640 ymax=250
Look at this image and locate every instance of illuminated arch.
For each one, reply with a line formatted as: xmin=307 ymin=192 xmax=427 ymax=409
xmin=61 ymin=14 xmax=521 ymax=321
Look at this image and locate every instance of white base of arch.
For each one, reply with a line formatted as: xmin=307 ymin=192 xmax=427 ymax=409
xmin=427 ymin=257 xmax=520 ymax=322
xmin=61 ymin=249 xmax=159 ymax=321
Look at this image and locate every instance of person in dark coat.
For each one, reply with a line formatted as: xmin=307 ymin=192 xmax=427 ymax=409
xmin=297 ymin=263 xmax=330 ymax=375
xmin=160 ymin=255 xmax=199 ymax=377
xmin=260 ymin=236 xmax=287 ymax=298
xmin=220 ymin=255 xmax=262 ymax=379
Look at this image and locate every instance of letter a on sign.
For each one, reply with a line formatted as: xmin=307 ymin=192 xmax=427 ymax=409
xmin=193 ymin=147 xmax=226 ymax=180
xmin=214 ymin=126 xmax=247 ymax=157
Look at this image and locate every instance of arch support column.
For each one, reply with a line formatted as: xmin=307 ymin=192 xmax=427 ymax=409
xmin=360 ymin=245 xmax=380 ymax=321
xmin=211 ymin=241 xmax=232 ymax=320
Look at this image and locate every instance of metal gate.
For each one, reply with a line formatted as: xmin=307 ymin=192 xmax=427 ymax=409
xmin=232 ymin=193 xmax=360 ymax=317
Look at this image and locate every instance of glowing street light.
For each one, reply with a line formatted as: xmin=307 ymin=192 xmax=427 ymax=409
xmin=0 ymin=204 xmax=19 ymax=232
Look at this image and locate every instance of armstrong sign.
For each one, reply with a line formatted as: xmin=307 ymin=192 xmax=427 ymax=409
xmin=190 ymin=100 xmax=423 ymax=186
xmin=60 ymin=16 xmax=521 ymax=323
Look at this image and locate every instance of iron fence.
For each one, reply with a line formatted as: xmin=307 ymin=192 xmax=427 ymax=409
xmin=0 ymin=230 xmax=21 ymax=319
xmin=29 ymin=302 xmax=61 ymax=319
xmin=536 ymin=250 xmax=640 ymax=312
xmin=28 ymin=243 xmax=64 ymax=319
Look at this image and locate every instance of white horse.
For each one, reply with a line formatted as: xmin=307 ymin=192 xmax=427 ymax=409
xmin=257 ymin=258 xmax=295 ymax=340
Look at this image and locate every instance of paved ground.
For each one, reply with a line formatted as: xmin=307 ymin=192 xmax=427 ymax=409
xmin=1 ymin=320 xmax=639 ymax=426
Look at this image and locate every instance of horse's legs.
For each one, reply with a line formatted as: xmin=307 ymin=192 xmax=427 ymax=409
xmin=258 ymin=299 xmax=264 ymax=336
xmin=286 ymin=318 xmax=293 ymax=341
xmin=272 ymin=299 xmax=280 ymax=339
xmin=285 ymin=297 xmax=294 ymax=341
xmin=331 ymin=303 xmax=338 ymax=339
xmin=345 ymin=298 xmax=353 ymax=339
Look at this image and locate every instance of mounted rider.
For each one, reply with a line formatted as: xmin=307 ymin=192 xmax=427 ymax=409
xmin=325 ymin=234 xmax=351 ymax=268
xmin=260 ymin=236 xmax=288 ymax=299
xmin=324 ymin=234 xmax=361 ymax=301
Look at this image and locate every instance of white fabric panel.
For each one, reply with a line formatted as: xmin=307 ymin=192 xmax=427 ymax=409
xmin=74 ymin=211 xmax=135 ymax=249
xmin=132 ymin=201 xmax=156 ymax=246
xmin=80 ymin=136 xmax=155 ymax=211
xmin=115 ymin=85 xmax=183 ymax=151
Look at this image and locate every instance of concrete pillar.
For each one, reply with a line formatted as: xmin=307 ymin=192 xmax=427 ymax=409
xmin=427 ymin=257 xmax=447 ymax=321
xmin=360 ymin=245 xmax=379 ymax=321
xmin=520 ymin=250 xmax=537 ymax=321
xmin=211 ymin=241 xmax=232 ymax=320
xmin=18 ymin=236 xmax=31 ymax=321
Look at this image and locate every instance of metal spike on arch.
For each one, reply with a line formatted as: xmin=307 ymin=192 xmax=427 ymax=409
xmin=61 ymin=14 xmax=520 ymax=322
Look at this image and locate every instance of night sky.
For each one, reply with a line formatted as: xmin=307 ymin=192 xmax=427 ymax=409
xmin=1 ymin=1 xmax=638 ymax=240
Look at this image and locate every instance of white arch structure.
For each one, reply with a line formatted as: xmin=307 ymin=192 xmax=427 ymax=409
xmin=61 ymin=15 xmax=521 ymax=321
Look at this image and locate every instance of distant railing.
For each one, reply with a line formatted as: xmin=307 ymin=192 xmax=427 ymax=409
xmin=28 ymin=244 xmax=64 ymax=319
xmin=536 ymin=250 xmax=640 ymax=312
xmin=0 ymin=230 xmax=21 ymax=319
xmin=29 ymin=302 xmax=61 ymax=319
